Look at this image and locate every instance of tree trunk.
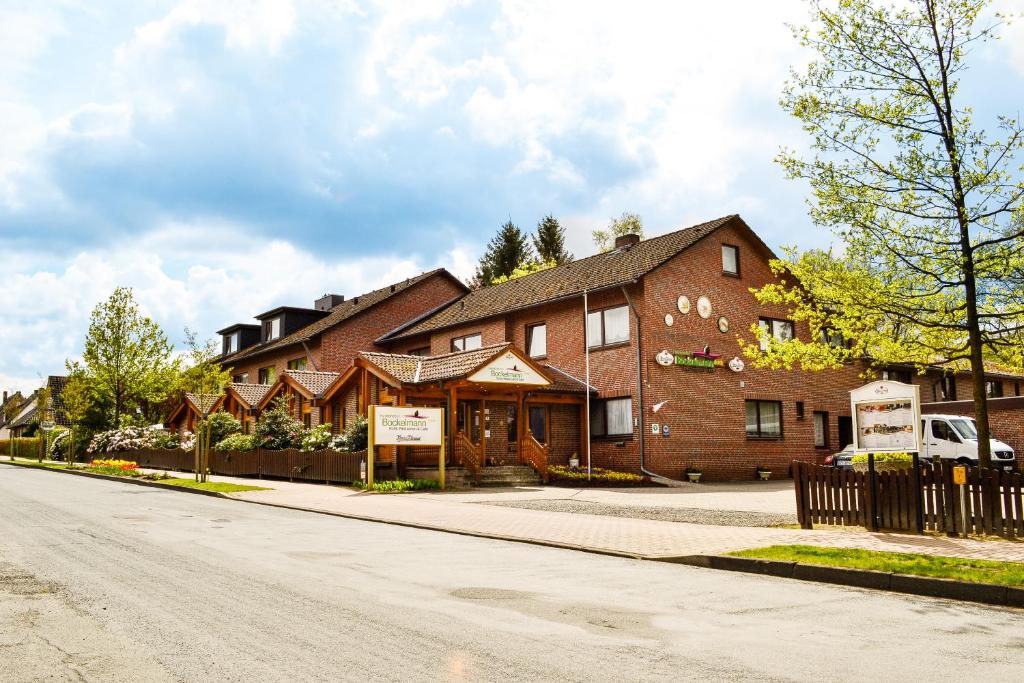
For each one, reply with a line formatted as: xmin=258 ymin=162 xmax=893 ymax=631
xmin=963 ymin=262 xmax=992 ymax=469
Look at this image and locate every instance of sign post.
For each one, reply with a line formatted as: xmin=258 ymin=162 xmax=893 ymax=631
xmin=850 ymin=380 xmax=922 ymax=532
xmin=370 ymin=405 xmax=446 ymax=489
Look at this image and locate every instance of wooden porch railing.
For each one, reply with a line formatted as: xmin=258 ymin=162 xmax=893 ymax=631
xmin=454 ymin=433 xmax=482 ymax=483
xmin=522 ymin=434 xmax=549 ymax=484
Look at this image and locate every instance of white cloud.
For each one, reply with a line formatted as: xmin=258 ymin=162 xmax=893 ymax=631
xmin=0 ymin=219 xmax=454 ymax=395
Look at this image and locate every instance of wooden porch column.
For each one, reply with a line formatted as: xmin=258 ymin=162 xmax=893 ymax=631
xmin=396 ymin=390 xmax=406 ymax=478
xmin=358 ymin=368 xmax=369 ymax=415
xmin=517 ymin=390 xmax=525 ymax=463
xmin=481 ymin=398 xmax=487 ymax=468
xmin=448 ymin=384 xmax=458 ymax=467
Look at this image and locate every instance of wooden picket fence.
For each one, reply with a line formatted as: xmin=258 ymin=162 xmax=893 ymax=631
xmin=794 ymin=460 xmax=1024 ymax=538
xmin=121 ymin=447 xmax=364 ymax=484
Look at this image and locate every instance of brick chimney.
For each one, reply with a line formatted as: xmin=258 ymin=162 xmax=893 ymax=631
xmin=614 ymin=233 xmax=640 ymax=249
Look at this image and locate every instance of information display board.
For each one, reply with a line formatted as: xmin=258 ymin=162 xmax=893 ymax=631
xmin=850 ymin=380 xmax=921 ymax=452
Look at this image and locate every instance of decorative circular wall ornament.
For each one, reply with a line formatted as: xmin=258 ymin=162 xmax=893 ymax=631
xmin=717 ymin=316 xmax=729 ymax=333
xmin=677 ymin=295 xmax=691 ymax=314
xmin=664 ymin=313 xmax=674 ymax=327
xmin=696 ymin=295 xmax=712 ymax=319
xmin=728 ymin=356 xmax=745 ymax=372
xmin=655 ymin=350 xmax=674 ymax=367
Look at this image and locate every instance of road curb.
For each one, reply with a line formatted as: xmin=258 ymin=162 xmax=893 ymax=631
xmin=654 ymin=554 xmax=1024 ymax=608
xmin=5 ymin=459 xmax=1022 ymax=608
xmin=0 ymin=459 xmax=232 ymax=499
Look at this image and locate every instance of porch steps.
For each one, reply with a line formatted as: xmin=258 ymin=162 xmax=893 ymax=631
xmin=406 ymin=465 xmax=543 ymax=489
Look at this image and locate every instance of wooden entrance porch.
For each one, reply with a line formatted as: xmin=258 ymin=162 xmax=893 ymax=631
xmin=321 ymin=344 xmax=593 ymax=484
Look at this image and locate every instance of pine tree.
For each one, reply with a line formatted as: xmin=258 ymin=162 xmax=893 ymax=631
xmin=533 ymin=215 xmax=572 ymax=265
xmin=474 ymin=220 xmax=535 ymax=287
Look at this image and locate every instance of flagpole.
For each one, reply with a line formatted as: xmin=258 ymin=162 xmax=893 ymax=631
xmin=584 ymin=289 xmax=592 ymax=482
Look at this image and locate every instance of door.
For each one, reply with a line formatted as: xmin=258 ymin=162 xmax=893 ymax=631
xmin=837 ymin=416 xmax=853 ymax=449
xmin=528 ymin=406 xmax=548 ymax=444
xmin=928 ymin=418 xmax=960 ymax=460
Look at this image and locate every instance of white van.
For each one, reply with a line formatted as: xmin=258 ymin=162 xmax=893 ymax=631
xmin=921 ymin=415 xmax=1017 ymax=471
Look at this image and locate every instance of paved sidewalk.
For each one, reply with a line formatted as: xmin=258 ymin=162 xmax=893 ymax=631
xmin=144 ymin=473 xmax=1024 ymax=563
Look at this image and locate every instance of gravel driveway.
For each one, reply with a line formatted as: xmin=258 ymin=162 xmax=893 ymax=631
xmin=476 ymin=498 xmax=798 ymax=527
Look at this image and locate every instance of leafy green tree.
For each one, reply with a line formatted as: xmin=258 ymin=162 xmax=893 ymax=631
xmin=60 ymin=369 xmax=93 ymax=466
xmin=750 ymin=0 xmax=1024 ymax=468
xmin=533 ymin=215 xmax=573 ymax=264
xmin=592 ymin=212 xmax=644 ymax=252
xmin=80 ymin=288 xmax=178 ymax=427
xmin=474 ymin=220 xmax=536 ymax=287
xmin=491 ymin=259 xmax=557 ymax=285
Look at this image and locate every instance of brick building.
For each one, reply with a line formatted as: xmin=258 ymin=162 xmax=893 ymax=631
xmin=177 ymin=214 xmax=1021 ymax=480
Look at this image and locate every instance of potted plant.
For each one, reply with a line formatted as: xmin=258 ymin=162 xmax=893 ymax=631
xmin=756 ymin=465 xmax=772 ymax=481
xmin=685 ymin=466 xmax=703 ymax=483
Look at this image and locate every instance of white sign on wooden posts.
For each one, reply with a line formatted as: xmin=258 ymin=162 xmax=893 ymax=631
xmin=371 ymin=406 xmax=444 ymax=446
xmin=849 ymin=380 xmax=921 ymax=452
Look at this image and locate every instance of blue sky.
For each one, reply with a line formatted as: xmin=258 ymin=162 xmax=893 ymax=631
xmin=1 ymin=0 xmax=1023 ymax=393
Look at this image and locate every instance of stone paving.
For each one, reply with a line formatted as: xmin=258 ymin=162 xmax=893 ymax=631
xmin=170 ymin=475 xmax=1024 ymax=563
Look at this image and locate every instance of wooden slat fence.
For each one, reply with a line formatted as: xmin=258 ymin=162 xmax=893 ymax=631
xmin=108 ymin=447 xmax=363 ymax=484
xmin=794 ymin=460 xmax=1024 ymax=538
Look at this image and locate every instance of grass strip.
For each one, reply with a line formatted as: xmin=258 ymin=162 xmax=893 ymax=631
xmin=729 ymin=544 xmax=1024 ymax=586
xmin=158 ymin=478 xmax=269 ymax=493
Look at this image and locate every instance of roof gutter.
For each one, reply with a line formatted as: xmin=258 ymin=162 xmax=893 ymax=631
xmin=620 ymin=285 xmax=663 ymax=481
xmin=301 ymin=340 xmax=321 ymax=371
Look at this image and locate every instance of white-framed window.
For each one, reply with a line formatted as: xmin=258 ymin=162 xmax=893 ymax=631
xmin=758 ymin=318 xmax=794 ymax=350
xmin=722 ymin=244 xmax=739 ymax=275
xmin=813 ymin=411 xmax=829 ymax=448
xmin=287 ymin=357 xmax=307 ymax=371
xmin=258 ymin=366 xmax=276 ymax=385
xmin=526 ymin=323 xmax=547 ymax=358
xmin=587 ymin=305 xmax=629 ymax=348
xmin=270 ymin=317 xmax=282 ymax=340
xmin=746 ymin=400 xmax=782 ymax=438
xmin=590 ymin=397 xmax=633 ymax=437
xmin=233 ymin=372 xmax=249 ymax=384
xmin=451 ymin=333 xmax=482 ymax=352
xmin=224 ymin=332 xmax=239 ymax=355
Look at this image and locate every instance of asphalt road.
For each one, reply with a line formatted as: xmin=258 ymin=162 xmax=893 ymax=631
xmin=1 ymin=466 xmax=1023 ymax=682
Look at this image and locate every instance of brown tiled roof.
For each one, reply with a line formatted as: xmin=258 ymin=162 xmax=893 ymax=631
xmin=539 ymin=365 xmax=596 ymax=394
xmin=222 ymin=269 xmax=466 ymax=364
xmin=47 ymin=375 xmax=71 ymax=426
xmin=360 ymin=344 xmax=511 ymax=384
xmin=185 ymin=393 xmax=221 ymax=416
xmin=359 ymin=344 xmax=589 ymax=394
xmin=284 ymin=370 xmax=340 ymax=397
xmin=226 ymin=382 xmax=273 ymax=408
xmin=386 ymin=215 xmax=742 ymax=341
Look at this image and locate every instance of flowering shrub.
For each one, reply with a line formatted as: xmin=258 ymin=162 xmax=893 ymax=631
xmin=179 ymin=431 xmax=195 ymax=451
xmin=254 ymin=397 xmax=303 ymax=450
xmin=214 ymin=433 xmax=258 ymax=452
xmin=332 ymin=416 xmax=368 ymax=453
xmin=197 ymin=411 xmax=241 ymax=447
xmin=48 ymin=427 xmax=70 ymax=460
xmin=300 ymin=424 xmax=333 ymax=452
xmin=547 ymin=465 xmax=645 ymax=486
xmin=87 ymin=427 xmax=188 ymax=454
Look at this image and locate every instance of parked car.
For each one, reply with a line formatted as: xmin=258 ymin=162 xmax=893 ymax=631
xmin=921 ymin=415 xmax=1017 ymax=472
xmin=824 ymin=445 xmax=855 ymax=470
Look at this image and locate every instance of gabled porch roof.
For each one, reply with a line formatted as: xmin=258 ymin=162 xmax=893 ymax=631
xmin=258 ymin=370 xmax=341 ymax=409
xmin=225 ymin=382 xmax=273 ymax=410
xmin=167 ymin=392 xmax=224 ymax=424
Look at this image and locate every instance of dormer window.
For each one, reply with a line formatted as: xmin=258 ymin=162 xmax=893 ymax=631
xmin=223 ymin=332 xmax=239 ymax=355
xmin=266 ymin=317 xmax=281 ymax=341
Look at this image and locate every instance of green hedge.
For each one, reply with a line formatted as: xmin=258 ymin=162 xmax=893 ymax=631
xmin=0 ymin=438 xmax=43 ymax=456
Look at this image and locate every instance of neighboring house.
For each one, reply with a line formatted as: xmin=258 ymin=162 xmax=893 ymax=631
xmin=6 ymin=390 xmax=41 ymax=439
xmin=0 ymin=391 xmax=25 ymax=439
xmin=218 ymin=268 xmax=468 ymax=385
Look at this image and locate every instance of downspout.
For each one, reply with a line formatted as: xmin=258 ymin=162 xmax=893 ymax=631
xmin=620 ymin=285 xmax=659 ymax=479
xmin=301 ymin=340 xmax=320 ymax=371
